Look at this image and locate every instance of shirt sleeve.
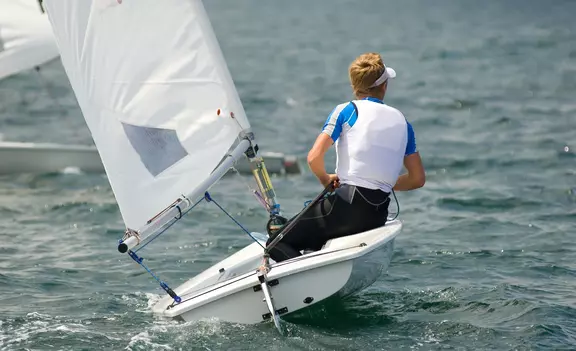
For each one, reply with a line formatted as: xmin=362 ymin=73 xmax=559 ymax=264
xmin=321 ymin=103 xmax=356 ymax=143
xmin=405 ymin=121 xmax=417 ymax=156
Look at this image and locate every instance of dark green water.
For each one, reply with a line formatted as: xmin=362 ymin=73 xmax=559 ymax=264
xmin=1 ymin=0 xmax=575 ymax=349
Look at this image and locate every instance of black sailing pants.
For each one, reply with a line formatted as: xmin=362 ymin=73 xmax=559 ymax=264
xmin=266 ymin=184 xmax=391 ymax=262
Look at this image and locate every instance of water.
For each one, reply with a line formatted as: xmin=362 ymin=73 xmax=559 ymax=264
xmin=1 ymin=0 xmax=575 ymax=349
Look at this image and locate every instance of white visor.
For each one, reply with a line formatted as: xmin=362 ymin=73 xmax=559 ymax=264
xmin=369 ymin=66 xmax=396 ymax=88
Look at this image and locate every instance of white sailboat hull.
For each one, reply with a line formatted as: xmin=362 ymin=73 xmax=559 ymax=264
xmin=0 ymin=141 xmax=300 ymax=175
xmin=151 ymin=219 xmax=401 ymax=324
xmin=0 ymin=141 xmax=103 ymax=174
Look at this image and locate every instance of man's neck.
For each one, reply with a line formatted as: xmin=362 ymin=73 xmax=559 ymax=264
xmin=356 ymin=94 xmax=384 ymax=101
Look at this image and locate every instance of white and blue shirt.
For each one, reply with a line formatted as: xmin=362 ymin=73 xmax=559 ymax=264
xmin=321 ymin=97 xmax=417 ymax=193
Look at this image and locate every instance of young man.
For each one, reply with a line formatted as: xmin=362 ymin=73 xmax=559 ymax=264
xmin=266 ymin=52 xmax=425 ymax=262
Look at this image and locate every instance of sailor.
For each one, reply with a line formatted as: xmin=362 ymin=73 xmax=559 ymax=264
xmin=266 ymin=52 xmax=425 ymax=262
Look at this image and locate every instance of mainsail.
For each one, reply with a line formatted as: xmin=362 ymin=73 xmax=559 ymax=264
xmin=44 ymin=0 xmax=252 ymax=230
xmin=0 ymin=0 xmax=59 ymax=80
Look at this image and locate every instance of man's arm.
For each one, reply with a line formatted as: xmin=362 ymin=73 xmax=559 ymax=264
xmin=393 ymin=152 xmax=425 ymax=191
xmin=307 ymin=133 xmax=336 ymax=187
xmin=308 ymin=103 xmax=354 ymax=187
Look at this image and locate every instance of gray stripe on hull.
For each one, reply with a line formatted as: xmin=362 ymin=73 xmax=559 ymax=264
xmin=337 ymin=238 xmax=395 ymax=298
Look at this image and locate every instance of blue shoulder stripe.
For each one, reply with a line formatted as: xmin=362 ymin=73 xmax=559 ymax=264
xmin=322 ymin=102 xmax=357 ymax=142
xmin=405 ymin=121 xmax=417 ymax=155
xmin=347 ymin=102 xmax=358 ymax=128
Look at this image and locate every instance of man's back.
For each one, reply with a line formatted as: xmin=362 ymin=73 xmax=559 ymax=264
xmin=336 ymin=99 xmax=408 ymax=192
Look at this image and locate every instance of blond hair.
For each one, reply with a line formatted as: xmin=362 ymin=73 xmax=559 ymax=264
xmin=348 ymin=52 xmax=385 ymax=97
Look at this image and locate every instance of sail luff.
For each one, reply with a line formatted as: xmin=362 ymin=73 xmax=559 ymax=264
xmin=188 ymin=0 xmax=249 ymax=131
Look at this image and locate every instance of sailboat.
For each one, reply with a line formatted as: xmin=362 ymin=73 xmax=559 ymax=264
xmin=0 ymin=0 xmax=298 ymax=176
xmin=43 ymin=0 xmax=401 ymax=332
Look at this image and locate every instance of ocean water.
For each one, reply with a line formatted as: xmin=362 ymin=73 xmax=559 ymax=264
xmin=1 ymin=0 xmax=575 ymax=350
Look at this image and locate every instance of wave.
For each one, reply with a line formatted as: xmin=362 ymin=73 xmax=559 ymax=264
xmin=437 ymin=196 xmax=542 ymax=211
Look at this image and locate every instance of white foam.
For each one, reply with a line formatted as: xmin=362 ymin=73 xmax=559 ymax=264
xmin=55 ymin=325 xmax=71 ymax=332
xmin=125 ymin=331 xmax=173 ymax=351
xmin=145 ymin=292 xmax=162 ymax=310
xmin=61 ymin=166 xmax=83 ymax=175
xmin=25 ymin=312 xmax=53 ymax=319
xmin=286 ymin=97 xmax=297 ymax=106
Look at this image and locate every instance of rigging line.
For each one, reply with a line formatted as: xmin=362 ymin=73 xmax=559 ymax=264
xmin=230 ymin=111 xmax=246 ymax=134
xmin=134 ymin=197 xmax=205 ymax=253
xmin=231 ymin=166 xmax=252 ymax=192
xmin=389 ymin=188 xmax=400 ymax=221
xmin=128 ymin=251 xmax=181 ymax=303
xmin=231 ymin=166 xmax=269 ymax=211
xmin=204 ymin=192 xmax=265 ymax=249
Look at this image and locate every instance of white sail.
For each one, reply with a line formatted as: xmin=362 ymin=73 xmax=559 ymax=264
xmin=0 ymin=0 xmax=59 ymax=80
xmin=44 ymin=0 xmax=251 ymax=230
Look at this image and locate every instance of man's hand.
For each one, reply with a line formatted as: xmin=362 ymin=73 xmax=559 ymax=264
xmin=394 ymin=152 xmax=425 ymax=191
xmin=319 ymin=173 xmax=340 ymax=189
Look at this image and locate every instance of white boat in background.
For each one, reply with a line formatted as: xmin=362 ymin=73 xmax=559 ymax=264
xmin=0 ymin=141 xmax=103 ymax=174
xmin=44 ymin=0 xmax=400 ymax=333
xmin=0 ymin=0 xmax=90 ymax=174
xmin=0 ymin=0 xmax=58 ymax=80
